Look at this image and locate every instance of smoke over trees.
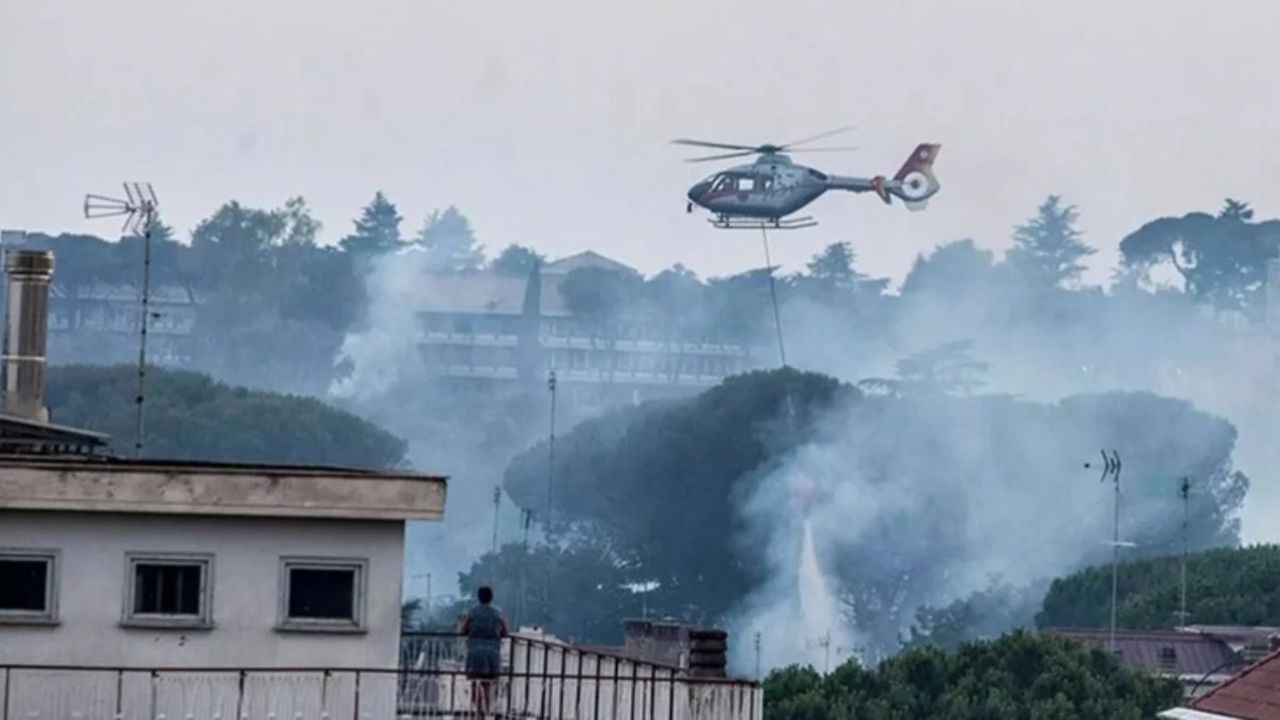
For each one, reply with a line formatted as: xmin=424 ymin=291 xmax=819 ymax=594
xmin=500 ymin=367 xmax=1249 ymax=656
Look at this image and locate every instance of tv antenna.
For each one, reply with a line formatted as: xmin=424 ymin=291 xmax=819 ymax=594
xmin=1085 ymin=449 xmax=1125 ymax=652
xmin=1177 ymin=477 xmax=1192 ymax=626
xmin=84 ymin=183 xmax=159 ymax=458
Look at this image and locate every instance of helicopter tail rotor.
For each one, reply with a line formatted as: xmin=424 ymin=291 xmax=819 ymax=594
xmin=888 ymin=143 xmax=941 ymax=206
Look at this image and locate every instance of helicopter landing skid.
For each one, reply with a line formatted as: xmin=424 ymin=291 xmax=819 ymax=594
xmin=709 ymin=215 xmax=818 ymax=230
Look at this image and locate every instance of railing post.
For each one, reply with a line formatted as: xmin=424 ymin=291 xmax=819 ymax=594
xmin=648 ymin=666 xmax=656 ymax=720
xmin=233 ymin=671 xmax=246 ymax=720
xmin=666 ymin=670 xmax=675 ymax=720
xmin=505 ymin=637 xmax=516 ymax=719
xmin=149 ymin=670 xmax=158 ymax=720
xmin=573 ymin=651 xmax=584 ymax=719
xmin=2 ymin=666 xmax=9 ymax=720
xmin=522 ymin=639 xmax=533 ymax=716
xmin=557 ymin=648 xmax=568 ymax=719
xmin=114 ymin=670 xmax=124 ymax=720
xmin=351 ymin=671 xmax=361 ymax=720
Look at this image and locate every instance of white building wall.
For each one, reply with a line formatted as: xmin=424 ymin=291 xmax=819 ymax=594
xmin=0 ymin=511 xmax=404 ymax=669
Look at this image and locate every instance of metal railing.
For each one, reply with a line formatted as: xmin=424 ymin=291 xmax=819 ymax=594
xmin=0 ymin=661 xmax=759 ymax=720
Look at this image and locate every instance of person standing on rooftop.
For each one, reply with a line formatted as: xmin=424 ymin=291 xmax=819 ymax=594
xmin=460 ymin=585 xmax=508 ymax=718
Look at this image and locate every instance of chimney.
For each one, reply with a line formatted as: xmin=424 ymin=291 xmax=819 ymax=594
xmin=686 ymin=628 xmax=728 ymax=679
xmin=2 ymin=249 xmax=54 ymax=422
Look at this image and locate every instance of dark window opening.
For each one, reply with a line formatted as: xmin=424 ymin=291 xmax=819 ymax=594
xmin=0 ymin=559 xmax=49 ymax=612
xmin=133 ymin=563 xmax=202 ymax=615
xmin=287 ymin=567 xmax=357 ymax=621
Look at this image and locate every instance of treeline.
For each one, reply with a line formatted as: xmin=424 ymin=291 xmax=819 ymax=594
xmin=1037 ymin=543 xmax=1280 ymax=630
xmin=45 ymin=365 xmax=406 ymax=467
xmin=21 ymin=193 xmax=1280 ymax=398
xmin=763 ymin=630 xmax=1180 ymax=719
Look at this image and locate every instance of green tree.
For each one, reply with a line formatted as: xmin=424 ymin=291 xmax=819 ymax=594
xmin=45 ymin=365 xmax=406 ymax=467
xmin=1119 ymin=199 xmax=1280 ymax=311
xmin=341 ymin=191 xmax=404 ymax=255
xmin=558 ymin=266 xmax=644 ymax=382
xmin=1037 ymin=544 xmax=1280 ymax=630
xmin=491 ymin=244 xmax=545 ymax=277
xmin=1006 ymin=195 xmax=1094 ymax=288
xmin=416 ymin=206 xmax=484 ymax=272
xmin=764 ymin=630 xmax=1181 ymax=719
xmin=900 ymin=238 xmax=1001 ymax=297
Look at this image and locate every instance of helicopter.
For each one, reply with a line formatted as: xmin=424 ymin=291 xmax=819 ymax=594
xmin=675 ymin=128 xmax=941 ymax=229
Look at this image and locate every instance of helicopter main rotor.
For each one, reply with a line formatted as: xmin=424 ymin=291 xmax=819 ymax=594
xmin=671 ymin=126 xmax=858 ymax=163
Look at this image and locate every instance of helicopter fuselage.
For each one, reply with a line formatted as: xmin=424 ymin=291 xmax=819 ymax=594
xmin=686 ymin=154 xmax=834 ymax=219
xmin=684 ymin=144 xmax=941 ymax=226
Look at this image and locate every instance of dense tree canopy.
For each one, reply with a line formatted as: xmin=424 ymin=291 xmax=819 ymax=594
xmin=764 ymin=630 xmax=1181 ymax=720
xmin=1036 ymin=544 xmax=1280 ymax=630
xmin=1120 ymin=199 xmax=1280 ymax=312
xmin=46 ymin=365 xmax=407 ymax=467
xmin=501 ymin=367 xmax=1248 ymax=650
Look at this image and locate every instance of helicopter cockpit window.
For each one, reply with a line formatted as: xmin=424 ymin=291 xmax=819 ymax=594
xmin=711 ymin=175 xmax=735 ymax=192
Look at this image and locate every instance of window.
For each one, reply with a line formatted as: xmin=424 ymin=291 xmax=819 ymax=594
xmin=123 ymin=553 xmax=212 ymax=628
xmin=736 ymin=176 xmax=756 ymax=192
xmin=0 ymin=550 xmax=57 ymax=624
xmin=278 ymin=558 xmax=366 ymax=632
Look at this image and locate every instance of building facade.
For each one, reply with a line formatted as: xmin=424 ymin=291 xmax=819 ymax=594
xmin=415 ymin=251 xmax=751 ymax=412
xmin=0 ymin=457 xmax=446 ymax=669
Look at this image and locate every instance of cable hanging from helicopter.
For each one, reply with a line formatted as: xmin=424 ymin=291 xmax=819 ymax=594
xmin=673 ymin=127 xmax=941 ymax=230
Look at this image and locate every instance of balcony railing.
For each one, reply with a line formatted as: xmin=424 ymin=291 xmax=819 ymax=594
xmin=0 ymin=663 xmax=759 ymax=720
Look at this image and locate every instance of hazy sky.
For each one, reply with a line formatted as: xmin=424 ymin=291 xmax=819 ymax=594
xmin=2 ymin=0 xmax=1278 ymax=284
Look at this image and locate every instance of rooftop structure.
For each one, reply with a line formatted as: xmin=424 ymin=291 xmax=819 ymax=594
xmin=1162 ymin=647 xmax=1280 ymax=720
xmin=1049 ymin=627 xmax=1248 ymax=697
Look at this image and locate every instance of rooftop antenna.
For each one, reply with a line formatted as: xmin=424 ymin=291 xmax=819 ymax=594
xmin=1085 ymin=449 xmax=1125 ymax=653
xmin=491 ymin=485 xmax=502 ymax=554
xmin=544 ymin=370 xmax=558 ymax=622
xmin=84 ymin=183 xmax=158 ymax=458
xmin=1178 ymin=477 xmax=1192 ymax=627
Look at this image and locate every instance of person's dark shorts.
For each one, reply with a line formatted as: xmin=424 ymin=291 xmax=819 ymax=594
xmin=466 ymin=652 xmax=501 ymax=680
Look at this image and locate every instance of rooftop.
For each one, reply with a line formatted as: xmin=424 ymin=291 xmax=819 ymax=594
xmin=1049 ymin=627 xmax=1241 ymax=678
xmin=0 ymin=453 xmax=447 ymax=521
xmin=1184 ymin=647 xmax=1280 ymax=719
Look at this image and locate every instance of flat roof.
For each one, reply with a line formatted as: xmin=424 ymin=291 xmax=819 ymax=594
xmin=0 ymin=454 xmax=447 ymax=522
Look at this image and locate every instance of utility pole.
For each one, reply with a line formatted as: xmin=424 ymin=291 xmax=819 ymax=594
xmin=1179 ymin=477 xmax=1191 ymax=626
xmin=491 ymin=485 xmax=502 ymax=554
xmin=519 ymin=508 xmax=532 ymax=628
xmin=544 ymin=370 xmax=558 ymax=623
xmin=754 ymin=631 xmax=762 ymax=680
xmin=84 ymin=184 xmax=158 ymax=457
xmin=546 ymin=370 xmax=558 ymax=535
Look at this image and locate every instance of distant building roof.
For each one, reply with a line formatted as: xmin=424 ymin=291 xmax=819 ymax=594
xmin=1049 ymin=627 xmax=1240 ymax=678
xmin=543 ymin=251 xmax=637 ymax=276
xmin=1181 ymin=647 xmax=1280 ymax=719
xmin=0 ymin=414 xmax=109 ymax=455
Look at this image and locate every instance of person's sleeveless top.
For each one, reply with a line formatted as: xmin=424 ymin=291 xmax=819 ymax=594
xmin=466 ymin=604 xmax=503 ymax=653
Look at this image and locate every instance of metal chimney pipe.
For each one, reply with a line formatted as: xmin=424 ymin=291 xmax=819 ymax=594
xmin=3 ymin=249 xmax=54 ymax=422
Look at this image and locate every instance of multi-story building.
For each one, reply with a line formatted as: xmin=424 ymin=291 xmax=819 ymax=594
xmin=1 ymin=230 xmax=199 ymax=367
xmin=415 ymin=251 xmax=751 ymax=412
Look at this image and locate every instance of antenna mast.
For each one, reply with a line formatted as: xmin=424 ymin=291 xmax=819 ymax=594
xmin=1179 ymin=477 xmax=1191 ymax=626
xmin=491 ymin=485 xmax=502 ymax=554
xmin=84 ymin=183 xmax=158 ymax=458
